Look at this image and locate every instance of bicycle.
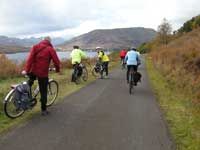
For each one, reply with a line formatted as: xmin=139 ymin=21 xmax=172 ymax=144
xmin=91 ymin=61 xmax=106 ymax=79
xmin=72 ymin=63 xmax=88 ymax=84
xmin=3 ymin=69 xmax=58 ymax=119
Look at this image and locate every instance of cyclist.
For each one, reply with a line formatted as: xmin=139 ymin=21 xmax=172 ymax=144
xmin=70 ymin=45 xmax=87 ymax=82
xmin=22 ymin=36 xmax=60 ymax=115
xmin=125 ymin=47 xmax=141 ymax=84
xmin=120 ymin=49 xmax=127 ymax=66
xmin=96 ymin=47 xmax=110 ymax=79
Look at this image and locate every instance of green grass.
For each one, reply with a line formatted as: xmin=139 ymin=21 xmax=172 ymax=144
xmin=146 ymin=56 xmax=200 ymax=150
xmin=0 ymin=55 xmax=120 ymax=134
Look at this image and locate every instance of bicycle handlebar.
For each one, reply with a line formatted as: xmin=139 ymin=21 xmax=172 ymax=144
xmin=49 ymin=68 xmax=56 ymax=71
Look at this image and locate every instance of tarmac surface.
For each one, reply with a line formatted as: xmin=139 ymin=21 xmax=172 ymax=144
xmin=0 ymin=60 xmax=174 ymax=150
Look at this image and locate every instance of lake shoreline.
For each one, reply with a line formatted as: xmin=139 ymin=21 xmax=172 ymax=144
xmin=5 ymin=51 xmax=111 ymax=63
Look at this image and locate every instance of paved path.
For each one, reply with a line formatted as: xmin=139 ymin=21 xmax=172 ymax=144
xmin=0 ymin=59 xmax=174 ymax=150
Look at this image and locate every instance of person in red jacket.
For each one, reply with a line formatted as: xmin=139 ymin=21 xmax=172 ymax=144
xmin=120 ymin=49 xmax=127 ymax=67
xmin=22 ymin=36 xmax=60 ymax=115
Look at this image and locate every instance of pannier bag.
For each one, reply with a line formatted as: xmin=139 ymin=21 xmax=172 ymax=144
xmin=14 ymin=83 xmax=31 ymax=110
xmin=134 ymin=72 xmax=142 ymax=83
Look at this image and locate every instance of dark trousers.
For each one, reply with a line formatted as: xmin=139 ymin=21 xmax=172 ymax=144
xmin=120 ymin=56 xmax=125 ymax=63
xmin=28 ymin=73 xmax=48 ymax=111
xmin=127 ymin=65 xmax=138 ymax=81
xmin=102 ymin=62 xmax=109 ymax=76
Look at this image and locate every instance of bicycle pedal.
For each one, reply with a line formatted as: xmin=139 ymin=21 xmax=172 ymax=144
xmin=29 ymin=98 xmax=37 ymax=107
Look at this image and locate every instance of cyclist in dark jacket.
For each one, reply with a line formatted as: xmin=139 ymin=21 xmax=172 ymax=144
xmin=22 ymin=36 xmax=60 ymax=115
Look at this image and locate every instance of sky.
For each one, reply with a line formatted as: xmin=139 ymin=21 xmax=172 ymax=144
xmin=0 ymin=0 xmax=199 ymax=39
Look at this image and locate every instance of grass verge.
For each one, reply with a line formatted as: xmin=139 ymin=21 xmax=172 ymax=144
xmin=146 ymin=56 xmax=200 ymax=150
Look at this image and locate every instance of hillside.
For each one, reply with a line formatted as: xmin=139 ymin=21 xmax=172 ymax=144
xmin=0 ymin=36 xmax=65 ymax=47
xmin=178 ymin=15 xmax=200 ymax=33
xmin=151 ymin=27 xmax=200 ymax=76
xmin=150 ymin=27 xmax=200 ymax=98
xmin=59 ymin=27 xmax=157 ymax=50
xmin=0 ymin=44 xmax=28 ymax=54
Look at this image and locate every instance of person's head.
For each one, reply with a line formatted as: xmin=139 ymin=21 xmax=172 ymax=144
xmin=95 ymin=46 xmax=102 ymax=52
xmin=131 ymin=47 xmax=137 ymax=51
xmin=73 ymin=45 xmax=79 ymax=49
xmin=44 ymin=36 xmax=51 ymax=42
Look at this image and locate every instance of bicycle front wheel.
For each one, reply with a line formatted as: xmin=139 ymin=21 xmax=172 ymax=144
xmin=4 ymin=89 xmax=25 ymax=119
xmin=82 ymin=67 xmax=88 ymax=81
xmin=47 ymin=80 xmax=58 ymax=106
xmin=91 ymin=66 xmax=100 ymax=78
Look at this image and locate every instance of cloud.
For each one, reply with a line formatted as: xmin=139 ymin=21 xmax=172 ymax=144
xmin=0 ymin=0 xmax=199 ymax=38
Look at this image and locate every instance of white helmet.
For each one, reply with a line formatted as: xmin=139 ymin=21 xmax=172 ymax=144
xmin=95 ymin=46 xmax=102 ymax=50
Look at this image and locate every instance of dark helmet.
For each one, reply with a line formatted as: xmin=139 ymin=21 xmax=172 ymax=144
xmin=131 ymin=47 xmax=137 ymax=51
xmin=73 ymin=45 xmax=79 ymax=49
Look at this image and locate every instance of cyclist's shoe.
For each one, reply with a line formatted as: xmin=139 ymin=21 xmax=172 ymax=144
xmin=104 ymin=75 xmax=109 ymax=79
xmin=134 ymin=82 xmax=137 ymax=86
xmin=41 ymin=110 xmax=49 ymax=116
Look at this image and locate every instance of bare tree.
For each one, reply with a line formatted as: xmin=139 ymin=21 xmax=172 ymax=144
xmin=157 ymin=18 xmax=172 ymax=44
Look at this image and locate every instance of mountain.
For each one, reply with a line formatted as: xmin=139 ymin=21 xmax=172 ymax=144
xmin=0 ymin=44 xmax=28 ymax=54
xmin=59 ymin=27 xmax=157 ymax=50
xmin=0 ymin=36 xmax=65 ymax=53
xmin=0 ymin=36 xmax=65 ymax=47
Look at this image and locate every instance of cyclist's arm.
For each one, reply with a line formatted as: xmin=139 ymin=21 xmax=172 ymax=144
xmin=98 ymin=52 xmax=103 ymax=62
xmin=80 ymin=50 xmax=87 ymax=59
xmin=137 ymin=54 xmax=141 ymax=65
xmin=49 ymin=48 xmax=60 ymax=72
xmin=125 ymin=54 xmax=128 ymax=63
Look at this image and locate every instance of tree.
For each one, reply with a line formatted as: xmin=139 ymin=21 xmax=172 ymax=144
xmin=157 ymin=18 xmax=172 ymax=44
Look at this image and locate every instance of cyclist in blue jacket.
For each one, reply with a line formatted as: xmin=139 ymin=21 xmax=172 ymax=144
xmin=125 ymin=47 xmax=141 ymax=84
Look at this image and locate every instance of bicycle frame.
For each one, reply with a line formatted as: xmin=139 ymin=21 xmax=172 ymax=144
xmin=32 ymin=78 xmax=56 ymax=99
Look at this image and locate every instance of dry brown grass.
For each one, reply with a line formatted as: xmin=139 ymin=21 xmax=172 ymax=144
xmin=0 ymin=53 xmax=24 ymax=79
xmin=150 ymin=27 xmax=200 ymax=111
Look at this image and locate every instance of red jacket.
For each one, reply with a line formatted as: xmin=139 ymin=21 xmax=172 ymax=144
xmin=25 ymin=40 xmax=60 ymax=78
xmin=120 ymin=50 xmax=127 ymax=57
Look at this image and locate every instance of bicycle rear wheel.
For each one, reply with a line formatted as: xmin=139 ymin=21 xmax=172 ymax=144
xmin=46 ymin=80 xmax=58 ymax=106
xmin=4 ymin=89 xmax=25 ymax=118
xmin=129 ymin=73 xmax=134 ymax=94
xmin=74 ymin=74 xmax=81 ymax=84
